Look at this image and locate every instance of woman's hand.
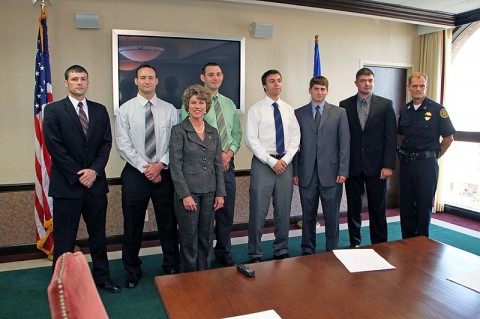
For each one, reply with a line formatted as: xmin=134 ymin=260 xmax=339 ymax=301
xmin=183 ymin=196 xmax=197 ymax=211
xmin=213 ymin=196 xmax=224 ymax=212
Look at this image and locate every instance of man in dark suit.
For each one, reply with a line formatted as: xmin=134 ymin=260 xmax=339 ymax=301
xmin=339 ymin=67 xmax=397 ymax=247
xmin=293 ymin=76 xmax=350 ymax=253
xmin=44 ymin=65 xmax=120 ymax=293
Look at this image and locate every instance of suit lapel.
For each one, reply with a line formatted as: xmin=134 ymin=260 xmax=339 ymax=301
xmin=364 ymin=95 xmax=379 ymax=130
xmin=85 ymin=100 xmax=97 ymax=141
xmin=319 ymin=103 xmax=332 ymax=130
xmin=184 ymin=120 xmax=213 ymax=147
xmin=303 ymin=105 xmax=317 ymax=133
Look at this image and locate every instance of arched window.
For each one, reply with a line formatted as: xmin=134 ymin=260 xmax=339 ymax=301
xmin=442 ymin=22 xmax=480 ymax=217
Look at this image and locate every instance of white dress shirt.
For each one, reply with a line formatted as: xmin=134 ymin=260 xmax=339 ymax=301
xmin=115 ymin=93 xmax=178 ymax=173
xmin=245 ymin=96 xmax=300 ymax=168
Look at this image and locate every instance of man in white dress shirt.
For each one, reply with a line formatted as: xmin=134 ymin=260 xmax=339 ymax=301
xmin=245 ymin=69 xmax=300 ymax=262
xmin=115 ymin=64 xmax=179 ymax=288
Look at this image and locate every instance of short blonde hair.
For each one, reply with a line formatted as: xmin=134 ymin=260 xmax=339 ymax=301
xmin=408 ymin=72 xmax=428 ymax=85
xmin=182 ymin=84 xmax=212 ymax=113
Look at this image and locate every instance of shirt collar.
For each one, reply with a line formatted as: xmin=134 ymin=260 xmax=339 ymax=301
xmin=68 ymin=95 xmax=86 ymax=108
xmin=137 ymin=93 xmax=157 ymax=108
xmin=311 ymin=101 xmax=325 ymax=111
xmin=357 ymin=94 xmax=372 ymax=106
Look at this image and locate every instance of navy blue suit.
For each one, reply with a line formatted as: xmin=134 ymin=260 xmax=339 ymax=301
xmin=44 ymin=96 xmax=112 ymax=284
xmin=339 ymin=94 xmax=397 ymax=246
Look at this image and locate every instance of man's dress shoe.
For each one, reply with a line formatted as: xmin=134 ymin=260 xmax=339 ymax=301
xmin=97 ymin=280 xmax=121 ymax=293
xmin=125 ymin=272 xmax=141 ymax=288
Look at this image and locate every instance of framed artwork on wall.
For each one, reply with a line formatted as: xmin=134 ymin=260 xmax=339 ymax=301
xmin=112 ymin=29 xmax=245 ymax=114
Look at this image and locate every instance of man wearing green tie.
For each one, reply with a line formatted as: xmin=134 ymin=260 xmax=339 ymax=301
xmin=181 ymin=62 xmax=242 ymax=266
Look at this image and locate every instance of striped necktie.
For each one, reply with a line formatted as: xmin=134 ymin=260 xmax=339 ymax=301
xmin=315 ymin=105 xmax=321 ymax=133
xmin=145 ymin=101 xmax=156 ymax=159
xmin=78 ymin=102 xmax=88 ymax=135
xmin=359 ymin=99 xmax=368 ymax=130
xmin=272 ymin=102 xmax=285 ymax=156
xmin=213 ymin=96 xmax=229 ymax=152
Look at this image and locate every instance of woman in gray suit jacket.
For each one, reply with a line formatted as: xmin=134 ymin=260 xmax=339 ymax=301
xmin=170 ymin=84 xmax=226 ymax=272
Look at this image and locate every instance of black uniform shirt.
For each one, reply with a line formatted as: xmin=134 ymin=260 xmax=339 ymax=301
xmin=398 ymin=97 xmax=456 ymax=152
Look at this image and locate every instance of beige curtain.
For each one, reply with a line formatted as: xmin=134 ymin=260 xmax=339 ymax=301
xmin=419 ymin=29 xmax=452 ymax=212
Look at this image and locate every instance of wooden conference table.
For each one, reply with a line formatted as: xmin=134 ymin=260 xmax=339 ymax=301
xmin=154 ymin=237 xmax=480 ymax=318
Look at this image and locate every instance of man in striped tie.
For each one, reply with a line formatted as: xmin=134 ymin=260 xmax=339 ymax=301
xmin=181 ymin=62 xmax=242 ymax=267
xmin=245 ymin=70 xmax=300 ymax=263
xmin=115 ymin=65 xmax=179 ymax=288
xmin=44 ymin=65 xmax=120 ymax=293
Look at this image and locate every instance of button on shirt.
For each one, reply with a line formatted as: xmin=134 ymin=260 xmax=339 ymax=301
xmin=245 ymin=96 xmax=300 ymax=168
xmin=115 ymin=94 xmax=178 ymax=173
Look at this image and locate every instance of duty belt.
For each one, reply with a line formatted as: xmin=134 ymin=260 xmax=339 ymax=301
xmin=398 ymin=149 xmax=437 ymax=162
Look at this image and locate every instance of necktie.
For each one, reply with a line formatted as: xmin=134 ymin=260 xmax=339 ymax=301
xmin=272 ymin=102 xmax=285 ymax=156
xmin=145 ymin=101 xmax=156 ymax=159
xmin=359 ymin=99 xmax=368 ymax=130
xmin=213 ymin=96 xmax=229 ymax=152
xmin=315 ymin=105 xmax=321 ymax=133
xmin=78 ymin=102 xmax=88 ymax=135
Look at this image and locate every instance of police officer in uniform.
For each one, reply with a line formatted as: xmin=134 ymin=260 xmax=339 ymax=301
xmin=397 ymin=72 xmax=455 ymax=239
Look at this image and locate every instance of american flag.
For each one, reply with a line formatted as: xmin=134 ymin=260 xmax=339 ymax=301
xmin=34 ymin=9 xmax=54 ymax=255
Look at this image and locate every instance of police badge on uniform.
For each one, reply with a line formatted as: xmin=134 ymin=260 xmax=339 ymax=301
xmin=424 ymin=111 xmax=432 ymax=121
xmin=440 ymin=109 xmax=449 ymax=118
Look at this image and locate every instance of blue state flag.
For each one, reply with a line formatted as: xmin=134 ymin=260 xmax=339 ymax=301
xmin=313 ymin=36 xmax=321 ymax=76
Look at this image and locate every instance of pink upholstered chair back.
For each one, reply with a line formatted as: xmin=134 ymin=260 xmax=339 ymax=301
xmin=47 ymin=252 xmax=109 ymax=319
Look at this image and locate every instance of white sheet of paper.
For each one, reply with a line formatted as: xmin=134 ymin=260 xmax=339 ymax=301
xmin=447 ymin=268 xmax=480 ymax=293
xmin=223 ymin=309 xmax=281 ymax=319
xmin=333 ymin=249 xmax=396 ymax=273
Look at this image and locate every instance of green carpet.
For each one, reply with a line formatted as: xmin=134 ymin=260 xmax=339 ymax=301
xmin=1 ymin=222 xmax=479 ymax=318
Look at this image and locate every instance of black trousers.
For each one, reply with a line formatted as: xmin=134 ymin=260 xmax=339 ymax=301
xmin=52 ymin=191 xmax=110 ymax=284
xmin=121 ymin=164 xmax=179 ymax=275
xmin=399 ymin=158 xmax=438 ymax=238
xmin=345 ymin=173 xmax=388 ymax=245
xmin=214 ymin=158 xmax=236 ymax=258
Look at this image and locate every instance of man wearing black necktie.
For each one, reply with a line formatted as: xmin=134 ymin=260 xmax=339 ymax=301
xmin=44 ymin=65 xmax=120 ymax=293
xmin=245 ymin=70 xmax=300 ymax=262
xmin=293 ymin=76 xmax=350 ymax=253
xmin=339 ymin=68 xmax=397 ymax=247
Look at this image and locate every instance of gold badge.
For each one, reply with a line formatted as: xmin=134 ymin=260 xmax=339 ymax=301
xmin=424 ymin=111 xmax=431 ymax=121
xmin=440 ymin=109 xmax=449 ymax=119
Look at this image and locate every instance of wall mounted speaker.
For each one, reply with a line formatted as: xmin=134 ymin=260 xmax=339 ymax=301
xmin=249 ymin=23 xmax=273 ymax=38
xmin=75 ymin=12 xmax=100 ymax=29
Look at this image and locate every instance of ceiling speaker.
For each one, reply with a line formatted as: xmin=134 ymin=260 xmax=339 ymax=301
xmin=249 ymin=23 xmax=273 ymax=38
xmin=75 ymin=12 xmax=100 ymax=29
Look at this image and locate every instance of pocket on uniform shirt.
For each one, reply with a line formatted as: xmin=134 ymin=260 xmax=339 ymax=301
xmin=417 ymin=122 xmax=435 ymax=138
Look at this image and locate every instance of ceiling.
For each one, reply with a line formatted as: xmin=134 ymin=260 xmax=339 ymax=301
xmin=377 ymin=0 xmax=480 ymax=15
xmin=225 ymin=0 xmax=480 ymax=27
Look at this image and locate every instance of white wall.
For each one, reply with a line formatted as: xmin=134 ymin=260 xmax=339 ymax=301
xmin=0 ymin=0 xmax=419 ymax=184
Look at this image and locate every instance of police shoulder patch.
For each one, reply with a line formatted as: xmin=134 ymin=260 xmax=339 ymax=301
xmin=440 ymin=109 xmax=449 ymax=119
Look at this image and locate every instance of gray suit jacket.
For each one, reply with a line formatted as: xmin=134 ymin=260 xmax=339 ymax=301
xmin=169 ymin=119 xmax=226 ymax=199
xmin=293 ymin=102 xmax=350 ymax=188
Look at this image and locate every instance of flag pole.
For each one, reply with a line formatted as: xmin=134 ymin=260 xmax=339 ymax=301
xmin=33 ymin=0 xmax=55 ymax=260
